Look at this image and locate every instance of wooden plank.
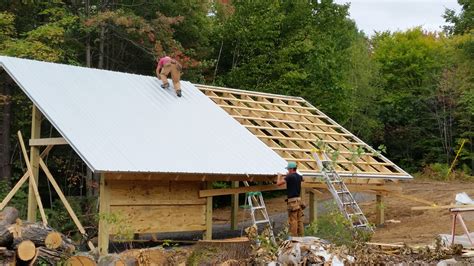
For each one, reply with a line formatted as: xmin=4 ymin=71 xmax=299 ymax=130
xmin=109 ymin=205 xmax=206 ymax=233
xmin=1 ymin=146 xmax=55 ymax=211
xmin=411 ymin=204 xmax=474 ymax=211
xmin=29 ymin=137 xmax=68 ymax=146
xmin=255 ymin=135 xmax=365 ymax=146
xmin=38 ymin=158 xmax=95 ymax=250
xmin=108 ymin=180 xmax=204 ymax=205
xmin=283 ymin=157 xmax=394 ymax=166
xmin=197 ymin=85 xmax=305 ymax=103
xmin=309 ymin=190 xmax=317 ymax=224
xmin=0 ymin=172 xmax=29 ymax=210
xmin=245 ymin=125 xmax=351 ymax=137
xmin=218 ymin=105 xmax=326 ymax=119
xmin=376 ymin=194 xmax=385 ymax=226
xmin=199 ymin=183 xmax=400 ymax=198
xmin=230 ymin=115 xmax=339 ymax=128
xmin=104 ymin=172 xmax=274 ymax=182
xmin=207 ymin=95 xmax=314 ymax=111
xmin=27 ymin=106 xmax=41 ymax=222
xmin=18 ymin=131 xmax=47 ymax=225
xmin=98 ymin=173 xmax=110 ymax=255
xmin=387 ymin=192 xmax=437 ymax=206
xmin=230 ymin=181 xmax=239 ymax=230
xmin=204 ymin=182 xmax=213 ymax=240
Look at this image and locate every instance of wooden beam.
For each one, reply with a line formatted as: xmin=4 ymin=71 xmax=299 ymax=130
xmin=200 ymin=184 xmax=283 ymax=198
xmin=39 ymin=158 xmax=95 ymax=251
xmin=199 ymin=183 xmax=401 ymax=198
xmin=197 ymin=85 xmax=306 ymax=103
xmin=27 ymin=105 xmax=41 ymax=222
xmin=386 ymin=192 xmax=437 ymax=206
xmin=98 ymin=173 xmax=110 ymax=255
xmin=204 ymin=182 xmax=213 ymax=240
xmin=29 ymin=137 xmax=67 ymax=146
xmin=0 ymin=172 xmax=29 ymax=210
xmin=230 ymin=181 xmax=239 ymax=230
xmin=218 ymin=105 xmax=326 ymax=119
xmin=18 ymin=131 xmax=47 ymax=225
xmin=0 ymin=145 xmax=55 ymax=211
xmin=309 ymin=190 xmax=318 ymax=224
xmin=376 ymin=194 xmax=384 ymax=227
xmin=411 ymin=204 xmax=474 ymax=211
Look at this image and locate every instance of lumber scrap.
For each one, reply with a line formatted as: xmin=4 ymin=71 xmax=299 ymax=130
xmin=411 ymin=204 xmax=474 ymax=211
xmin=0 ymin=207 xmax=19 ymax=246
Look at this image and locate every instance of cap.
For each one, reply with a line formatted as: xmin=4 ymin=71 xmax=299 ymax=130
xmin=285 ymin=161 xmax=297 ymax=169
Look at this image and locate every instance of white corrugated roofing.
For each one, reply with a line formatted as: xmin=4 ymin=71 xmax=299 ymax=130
xmin=0 ymin=56 xmax=287 ymax=175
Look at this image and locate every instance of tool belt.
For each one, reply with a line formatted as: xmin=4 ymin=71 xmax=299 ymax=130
xmin=286 ymin=197 xmax=306 ymax=211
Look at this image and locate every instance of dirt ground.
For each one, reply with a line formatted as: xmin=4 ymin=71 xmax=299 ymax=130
xmin=213 ymin=179 xmax=474 ymax=246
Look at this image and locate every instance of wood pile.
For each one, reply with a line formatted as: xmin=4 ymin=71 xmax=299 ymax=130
xmin=0 ymin=206 xmax=96 ymax=265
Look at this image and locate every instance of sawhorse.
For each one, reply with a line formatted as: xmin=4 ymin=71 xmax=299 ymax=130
xmin=450 ymin=207 xmax=474 ymax=246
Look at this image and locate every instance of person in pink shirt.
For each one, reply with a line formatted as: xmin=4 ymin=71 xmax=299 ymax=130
xmin=156 ymin=56 xmax=182 ymax=97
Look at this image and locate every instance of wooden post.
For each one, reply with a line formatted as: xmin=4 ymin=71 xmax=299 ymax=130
xmin=204 ymin=182 xmax=213 ymax=240
xmin=309 ymin=191 xmax=318 ymax=224
xmin=376 ymin=194 xmax=385 ymax=227
xmin=98 ymin=174 xmax=110 ymax=255
xmin=27 ymin=105 xmax=41 ymax=222
xmin=230 ymin=181 xmax=239 ymax=230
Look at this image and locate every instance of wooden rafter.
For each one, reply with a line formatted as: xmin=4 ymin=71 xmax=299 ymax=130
xmin=197 ymin=84 xmax=411 ymax=179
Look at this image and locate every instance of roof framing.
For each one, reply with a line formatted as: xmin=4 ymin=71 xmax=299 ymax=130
xmin=197 ymin=84 xmax=412 ymax=179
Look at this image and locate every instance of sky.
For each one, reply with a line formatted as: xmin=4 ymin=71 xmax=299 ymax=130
xmin=334 ymin=0 xmax=462 ymax=36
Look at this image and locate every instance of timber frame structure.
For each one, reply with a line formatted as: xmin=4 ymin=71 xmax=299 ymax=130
xmin=0 ymin=56 xmax=413 ymax=256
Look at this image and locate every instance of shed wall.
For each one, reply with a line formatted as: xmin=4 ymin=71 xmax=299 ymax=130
xmin=103 ymin=173 xmax=206 ymax=235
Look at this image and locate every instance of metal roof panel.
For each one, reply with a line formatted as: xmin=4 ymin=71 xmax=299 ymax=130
xmin=0 ymin=56 xmax=287 ymax=175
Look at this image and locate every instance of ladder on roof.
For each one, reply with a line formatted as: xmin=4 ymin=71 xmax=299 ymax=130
xmin=311 ymin=150 xmax=373 ymax=233
xmin=243 ymin=181 xmax=276 ymax=245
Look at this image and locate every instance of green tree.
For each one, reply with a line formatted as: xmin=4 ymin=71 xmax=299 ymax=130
xmin=372 ymin=28 xmax=446 ymax=170
xmin=444 ymin=0 xmax=473 ymax=35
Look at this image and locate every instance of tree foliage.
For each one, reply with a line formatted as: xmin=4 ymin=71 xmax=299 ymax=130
xmin=0 ymin=0 xmax=472 ymax=226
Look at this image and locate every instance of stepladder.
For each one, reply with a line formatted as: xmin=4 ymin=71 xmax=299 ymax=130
xmin=242 ymin=181 xmax=276 ymax=245
xmin=311 ymin=149 xmax=373 ymax=233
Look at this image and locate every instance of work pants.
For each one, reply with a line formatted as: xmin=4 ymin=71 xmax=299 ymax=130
xmin=287 ymin=198 xmax=304 ymax=237
xmin=160 ymin=61 xmax=181 ymax=92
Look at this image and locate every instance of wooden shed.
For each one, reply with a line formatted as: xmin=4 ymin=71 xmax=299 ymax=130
xmin=0 ymin=56 xmax=411 ymax=255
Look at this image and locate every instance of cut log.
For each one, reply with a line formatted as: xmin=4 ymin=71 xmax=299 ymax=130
xmin=0 ymin=207 xmax=19 ymax=246
xmin=10 ymin=220 xmax=75 ymax=253
xmin=0 ymin=247 xmax=16 ymax=265
xmin=17 ymin=239 xmax=36 ymax=261
xmin=67 ymin=254 xmax=97 ymax=266
xmin=45 ymin=231 xmax=62 ymax=249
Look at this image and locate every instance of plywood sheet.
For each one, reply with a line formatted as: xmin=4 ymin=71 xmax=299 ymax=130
xmin=110 ymin=205 xmax=206 ymax=233
xmin=108 ymin=179 xmax=204 ymax=205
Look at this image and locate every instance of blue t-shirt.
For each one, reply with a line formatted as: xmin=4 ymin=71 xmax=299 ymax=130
xmin=285 ymin=173 xmax=303 ymax=199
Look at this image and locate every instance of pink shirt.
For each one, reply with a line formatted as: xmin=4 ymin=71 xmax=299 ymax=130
xmin=158 ymin=56 xmax=172 ymax=68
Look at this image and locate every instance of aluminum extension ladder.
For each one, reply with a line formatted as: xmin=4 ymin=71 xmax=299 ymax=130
xmin=243 ymin=181 xmax=276 ymax=245
xmin=311 ymin=150 xmax=373 ymax=232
